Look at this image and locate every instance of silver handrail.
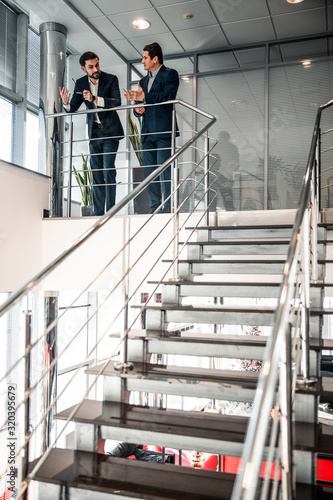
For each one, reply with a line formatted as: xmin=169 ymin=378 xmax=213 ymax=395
xmin=231 ymin=99 xmax=333 ymax=500
xmin=0 ymin=100 xmax=216 ymax=318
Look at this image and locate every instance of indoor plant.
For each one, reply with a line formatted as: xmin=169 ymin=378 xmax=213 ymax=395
xmin=73 ymin=154 xmax=94 ymax=216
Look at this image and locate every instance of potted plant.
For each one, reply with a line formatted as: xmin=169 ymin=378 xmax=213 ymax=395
xmin=127 ymin=113 xmax=150 ymax=213
xmin=73 ymin=154 xmax=94 ymax=216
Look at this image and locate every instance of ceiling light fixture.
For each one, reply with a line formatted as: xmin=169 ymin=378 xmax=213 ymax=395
xmin=285 ymin=0 xmax=304 ymax=3
xmin=302 ymin=60 xmax=311 ymax=67
xmin=132 ymin=19 xmax=151 ymax=30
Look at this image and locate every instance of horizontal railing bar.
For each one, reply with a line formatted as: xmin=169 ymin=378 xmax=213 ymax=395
xmin=45 ymin=99 xmax=216 ymax=121
xmin=0 ymin=104 xmax=216 ymax=318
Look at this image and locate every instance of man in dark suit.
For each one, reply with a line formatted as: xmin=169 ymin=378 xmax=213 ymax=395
xmin=125 ymin=42 xmax=179 ymax=213
xmin=60 ymin=51 xmax=124 ymax=215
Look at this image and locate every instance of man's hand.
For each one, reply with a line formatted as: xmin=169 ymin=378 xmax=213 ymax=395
xmin=135 ymin=107 xmax=145 ymax=115
xmin=124 ymin=83 xmax=144 ymax=102
xmin=83 ymin=90 xmax=96 ymax=102
xmin=59 ymin=86 xmax=70 ymax=106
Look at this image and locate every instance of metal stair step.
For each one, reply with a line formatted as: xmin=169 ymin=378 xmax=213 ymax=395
xmin=185 ymin=224 xmax=326 ymax=242
xmin=148 ymin=280 xmax=322 ymax=306
xmin=29 ymin=448 xmax=237 ymax=500
xmin=182 ymin=240 xmax=326 ymax=259
xmin=169 ymin=259 xmax=296 ymax=278
xmin=86 ymin=361 xmax=260 ymax=401
xmin=127 ymin=333 xmax=268 ymax=360
xmin=54 ymin=401 xmax=333 ymax=457
xmin=30 ymin=449 xmax=331 ymax=500
xmin=55 ymin=400 xmax=249 ymax=456
xmin=152 ymin=280 xmax=282 ymax=298
xmin=133 ymin=303 xmax=277 ymax=328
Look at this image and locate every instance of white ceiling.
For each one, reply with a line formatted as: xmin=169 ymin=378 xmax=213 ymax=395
xmin=9 ymin=0 xmax=333 ymax=66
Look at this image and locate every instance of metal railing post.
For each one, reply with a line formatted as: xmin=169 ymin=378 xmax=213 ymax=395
xmin=172 ymin=103 xmax=179 ymax=280
xmin=67 ymin=118 xmax=73 ymax=218
xmin=204 ymin=133 xmax=209 ymax=226
xmin=279 ymin=324 xmax=293 ymax=500
xmin=310 ymin=133 xmax=320 ymax=282
xmin=23 ymin=310 xmax=32 ymax=499
xmin=298 ymin=210 xmax=316 ymax=385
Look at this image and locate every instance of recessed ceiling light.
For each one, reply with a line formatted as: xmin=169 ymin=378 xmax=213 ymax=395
xmin=180 ymin=76 xmax=190 ymax=80
xmin=302 ymin=60 xmax=311 ymax=67
xmin=132 ymin=19 xmax=150 ymax=30
xmin=285 ymin=0 xmax=304 ymax=3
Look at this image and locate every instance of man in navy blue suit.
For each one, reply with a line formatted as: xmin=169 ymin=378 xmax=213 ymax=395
xmin=125 ymin=42 xmax=179 ymax=213
xmin=60 ymin=52 xmax=124 ymax=215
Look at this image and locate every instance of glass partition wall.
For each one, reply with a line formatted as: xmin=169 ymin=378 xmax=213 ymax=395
xmin=128 ymin=36 xmax=333 ymax=211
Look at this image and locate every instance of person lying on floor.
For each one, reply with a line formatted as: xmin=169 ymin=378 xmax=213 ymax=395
xmin=104 ymin=440 xmax=174 ymax=463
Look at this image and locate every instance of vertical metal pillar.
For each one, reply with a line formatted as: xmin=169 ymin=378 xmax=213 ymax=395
xmin=300 ymin=211 xmax=311 ymax=381
xmin=67 ymin=119 xmax=73 ymax=217
xmin=279 ymin=325 xmax=293 ymax=500
xmin=172 ymin=103 xmax=179 ymax=280
xmin=204 ymin=133 xmax=210 ymax=225
xmin=264 ymin=43 xmax=269 ymax=211
xmin=310 ymin=132 xmax=320 ymax=282
xmin=23 ymin=311 xmax=32 ymax=500
xmin=39 ymin=22 xmax=67 ymax=217
xmin=42 ymin=292 xmax=58 ymax=451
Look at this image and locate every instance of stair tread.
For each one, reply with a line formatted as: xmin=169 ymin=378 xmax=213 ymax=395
xmin=132 ymin=303 xmax=333 ymax=315
xmin=29 ymin=448 xmax=236 ymax=500
xmin=127 ymin=331 xmax=269 ymax=346
xmin=85 ymin=361 xmax=260 ymax=385
xmin=184 ymin=240 xmax=328 ymax=245
xmin=149 ymin=280 xmax=333 ymax=287
xmin=55 ymin=400 xmax=249 ymax=439
xmin=310 ymin=339 xmax=333 ymax=350
xmin=131 ymin=303 xmax=276 ymax=313
xmin=185 ymin=240 xmax=292 ymax=245
xmin=166 ymin=258 xmax=287 ymax=263
xmin=54 ymin=400 xmax=333 ymax=454
xmin=29 ymin=448 xmax=332 ymax=500
xmin=148 ymin=280 xmax=282 ymax=286
xmin=186 ymin=224 xmax=294 ymax=230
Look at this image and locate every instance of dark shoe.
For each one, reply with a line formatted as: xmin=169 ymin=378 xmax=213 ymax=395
xmin=161 ymin=206 xmax=171 ymax=213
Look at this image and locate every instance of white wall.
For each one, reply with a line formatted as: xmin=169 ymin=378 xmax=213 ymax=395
xmin=0 ymin=160 xmax=49 ymax=292
xmin=40 ymin=212 xmax=202 ymax=293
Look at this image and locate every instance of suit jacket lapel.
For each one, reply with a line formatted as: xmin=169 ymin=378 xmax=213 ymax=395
xmin=141 ymin=74 xmax=149 ymax=94
xmin=149 ymin=65 xmax=165 ymax=93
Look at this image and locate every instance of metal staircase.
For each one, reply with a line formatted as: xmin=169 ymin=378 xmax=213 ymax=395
xmin=29 ymin=221 xmax=333 ymax=500
xmin=2 ymin=98 xmax=333 ymax=500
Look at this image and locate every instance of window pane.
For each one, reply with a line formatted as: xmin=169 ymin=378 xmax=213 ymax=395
xmin=25 ymin=111 xmax=39 ymax=171
xmin=0 ymin=97 xmax=13 ymax=162
xmin=0 ymin=3 xmax=17 ymax=91
xmin=198 ymin=70 xmax=265 ymax=212
xmin=27 ymin=28 xmax=40 ymax=107
xmin=268 ymin=61 xmax=333 ymax=209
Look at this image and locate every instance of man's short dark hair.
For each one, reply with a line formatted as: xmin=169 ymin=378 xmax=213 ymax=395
xmin=143 ymin=42 xmax=163 ymax=64
xmin=80 ymin=51 xmax=99 ymax=67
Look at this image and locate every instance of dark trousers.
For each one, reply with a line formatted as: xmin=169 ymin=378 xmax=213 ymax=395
xmin=142 ymin=136 xmax=172 ymax=211
xmin=89 ymin=125 xmax=119 ymax=215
